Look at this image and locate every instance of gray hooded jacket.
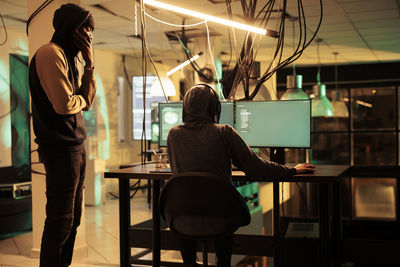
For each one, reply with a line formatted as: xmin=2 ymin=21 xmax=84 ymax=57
xmin=167 ymin=84 xmax=296 ymax=182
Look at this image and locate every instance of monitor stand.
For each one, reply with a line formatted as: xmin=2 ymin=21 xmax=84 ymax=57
xmin=270 ymin=147 xmax=285 ymax=164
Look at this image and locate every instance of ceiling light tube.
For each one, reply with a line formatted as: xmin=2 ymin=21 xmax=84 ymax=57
xmin=167 ymin=53 xmax=201 ymax=76
xmin=143 ymin=0 xmax=267 ymax=35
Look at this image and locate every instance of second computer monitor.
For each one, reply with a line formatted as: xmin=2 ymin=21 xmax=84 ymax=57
xmin=158 ymin=101 xmax=234 ymax=147
xmin=234 ymin=100 xmax=311 ymax=148
xmin=159 ymin=102 xmax=183 ymax=147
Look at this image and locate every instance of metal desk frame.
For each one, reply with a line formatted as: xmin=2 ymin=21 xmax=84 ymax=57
xmin=105 ymin=164 xmax=349 ymax=267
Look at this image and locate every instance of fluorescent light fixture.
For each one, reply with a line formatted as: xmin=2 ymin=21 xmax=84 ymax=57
xmin=166 ymin=53 xmax=201 ymax=76
xmin=343 ymin=98 xmax=373 ymax=108
xmin=143 ymin=0 xmax=267 ymax=35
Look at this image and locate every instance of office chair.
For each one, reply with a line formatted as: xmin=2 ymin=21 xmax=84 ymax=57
xmin=159 ymin=172 xmax=251 ymax=267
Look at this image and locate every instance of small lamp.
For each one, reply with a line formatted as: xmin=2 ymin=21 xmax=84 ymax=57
xmin=311 ymin=84 xmax=333 ymax=117
xmin=331 ymin=90 xmax=348 ymax=118
xmin=331 ymin=52 xmax=348 ymax=118
xmin=280 ymin=75 xmax=309 ymax=100
xmin=310 ymin=39 xmax=333 ymax=117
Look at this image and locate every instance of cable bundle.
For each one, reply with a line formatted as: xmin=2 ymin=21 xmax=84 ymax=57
xmin=224 ymin=0 xmax=324 ymax=100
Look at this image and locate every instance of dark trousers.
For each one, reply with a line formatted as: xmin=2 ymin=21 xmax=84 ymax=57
xmin=38 ymin=145 xmax=86 ymax=267
xmin=179 ymin=235 xmax=233 ymax=267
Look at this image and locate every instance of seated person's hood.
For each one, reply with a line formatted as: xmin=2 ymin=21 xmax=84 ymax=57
xmin=182 ymin=84 xmax=221 ymax=126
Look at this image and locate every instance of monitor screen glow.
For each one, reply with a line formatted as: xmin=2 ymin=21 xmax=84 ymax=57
xmin=159 ymin=102 xmax=183 ymax=147
xmin=132 ymin=76 xmax=165 ymax=140
xmin=234 ymin=100 xmax=311 ymax=148
xmin=219 ymin=101 xmax=234 ymax=126
xmin=158 ymin=101 xmax=234 ymax=147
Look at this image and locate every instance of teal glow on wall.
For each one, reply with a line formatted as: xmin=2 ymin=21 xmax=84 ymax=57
xmin=0 ymin=115 xmax=11 ymax=150
xmin=95 ymin=73 xmax=110 ymax=160
xmin=10 ymin=54 xmax=30 ymax=170
xmin=94 ymin=172 xmax=102 ymax=206
xmin=215 ymin=57 xmax=224 ymax=99
xmin=0 ymin=61 xmax=12 ymax=156
xmin=83 ymin=99 xmax=97 ymax=136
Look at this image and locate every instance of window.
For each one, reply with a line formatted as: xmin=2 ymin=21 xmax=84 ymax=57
xmin=283 ymin=86 xmax=399 ymax=220
xmin=353 ymin=132 xmax=397 ymax=165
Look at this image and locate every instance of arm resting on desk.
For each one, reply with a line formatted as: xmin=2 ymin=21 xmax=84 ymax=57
xmin=223 ymin=126 xmax=297 ymax=179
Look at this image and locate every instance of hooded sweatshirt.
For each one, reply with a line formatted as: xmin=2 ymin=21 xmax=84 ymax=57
xmin=167 ymin=84 xmax=296 ymax=182
xmin=29 ymin=4 xmax=96 ymax=148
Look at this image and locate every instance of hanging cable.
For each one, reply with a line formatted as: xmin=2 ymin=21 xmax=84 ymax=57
xmin=296 ymin=182 xmax=311 ymax=218
xmin=174 ymin=31 xmax=210 ymax=82
xmin=291 ymin=18 xmax=296 ymax=75
xmin=122 ymin=55 xmax=133 ymax=90
xmin=204 ymin=22 xmax=224 ymax=99
xmin=0 ymin=11 xmax=8 ymax=46
xmin=249 ymin=0 xmax=324 ymax=100
xmin=281 ymin=182 xmax=286 ymax=217
xmin=26 ymin=0 xmax=54 ymax=35
xmin=316 ymin=37 xmax=322 ymax=85
xmin=141 ymin=8 xmax=210 ymax=88
xmin=32 ymin=169 xmax=46 ymax=176
xmin=139 ymin=0 xmax=147 ymax=165
xmin=333 ymin=52 xmax=339 ymax=91
xmin=144 ymin=43 xmax=169 ymax=102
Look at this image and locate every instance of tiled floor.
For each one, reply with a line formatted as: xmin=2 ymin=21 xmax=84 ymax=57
xmin=0 ymin=190 xmax=184 ymax=267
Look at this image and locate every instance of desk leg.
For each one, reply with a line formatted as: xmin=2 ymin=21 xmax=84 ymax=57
xmin=152 ymin=180 xmax=161 ymax=267
xmin=319 ymin=183 xmax=330 ymax=267
xmin=119 ymin=178 xmax=131 ymax=267
xmin=147 ymin=180 xmax=152 ymax=208
xmin=332 ymin=182 xmax=342 ymax=267
xmin=273 ymin=181 xmax=280 ymax=267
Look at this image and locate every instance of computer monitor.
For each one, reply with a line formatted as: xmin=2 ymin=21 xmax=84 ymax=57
xmin=158 ymin=102 xmax=183 ymax=147
xmin=158 ymin=101 xmax=234 ymax=147
xmin=234 ymin=100 xmax=311 ymax=148
xmin=132 ymin=76 xmax=165 ymax=140
xmin=219 ymin=101 xmax=234 ymax=126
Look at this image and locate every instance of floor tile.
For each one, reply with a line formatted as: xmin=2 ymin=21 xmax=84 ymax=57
xmin=0 ymin=191 xmax=152 ymax=267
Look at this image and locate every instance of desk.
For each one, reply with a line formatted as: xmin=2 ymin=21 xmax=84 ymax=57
xmin=104 ymin=164 xmax=349 ymax=267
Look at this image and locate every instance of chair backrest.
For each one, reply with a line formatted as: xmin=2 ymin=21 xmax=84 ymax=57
xmin=159 ymin=172 xmax=251 ymax=241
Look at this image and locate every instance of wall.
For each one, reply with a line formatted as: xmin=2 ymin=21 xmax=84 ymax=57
xmin=0 ymin=29 xmax=29 ymax=169
xmin=0 ymin=26 xmax=176 ymax=184
xmin=92 ymin=49 xmax=177 ymax=194
xmin=94 ymin=49 xmax=181 ymax=165
xmin=93 ymin=49 xmax=141 ymax=169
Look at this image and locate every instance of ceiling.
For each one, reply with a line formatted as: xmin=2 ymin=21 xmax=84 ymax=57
xmin=1 ymin=0 xmax=400 ymax=66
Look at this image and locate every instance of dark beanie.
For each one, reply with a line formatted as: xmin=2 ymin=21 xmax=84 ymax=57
xmin=51 ymin=3 xmax=94 ymax=58
xmin=53 ymin=3 xmax=95 ymax=32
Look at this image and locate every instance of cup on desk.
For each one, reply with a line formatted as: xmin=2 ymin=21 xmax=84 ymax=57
xmin=154 ymin=153 xmax=167 ymax=168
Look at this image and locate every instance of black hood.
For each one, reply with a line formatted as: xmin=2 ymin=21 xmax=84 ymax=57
xmin=51 ymin=3 xmax=94 ymax=57
xmin=182 ymin=84 xmax=221 ymax=126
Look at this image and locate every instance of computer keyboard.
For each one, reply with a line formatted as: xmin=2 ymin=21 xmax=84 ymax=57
xmin=150 ymin=168 xmax=172 ymax=173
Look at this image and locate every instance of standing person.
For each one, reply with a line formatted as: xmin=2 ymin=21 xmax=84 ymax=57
xmin=167 ymin=84 xmax=315 ymax=267
xmin=29 ymin=4 xmax=96 ymax=267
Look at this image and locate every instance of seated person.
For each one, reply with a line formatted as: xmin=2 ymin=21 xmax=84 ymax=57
xmin=167 ymin=84 xmax=315 ymax=267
